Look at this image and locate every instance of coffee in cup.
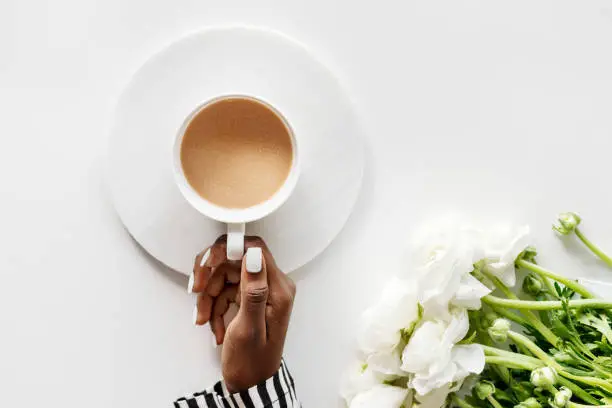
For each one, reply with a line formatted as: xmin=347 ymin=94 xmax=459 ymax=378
xmin=180 ymin=96 xmax=294 ymax=209
xmin=173 ymin=95 xmax=300 ymax=260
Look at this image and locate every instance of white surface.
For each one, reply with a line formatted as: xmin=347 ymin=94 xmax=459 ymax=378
xmin=579 ymin=278 xmax=612 ymax=299
xmin=108 ymin=27 xmax=364 ymax=275
xmin=2 ymin=1 xmax=612 ymax=407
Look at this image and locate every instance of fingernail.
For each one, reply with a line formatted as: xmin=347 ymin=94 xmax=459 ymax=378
xmin=212 ymin=334 xmax=218 ymax=348
xmin=246 ymin=247 xmax=262 ymax=273
xmin=192 ymin=305 xmax=199 ymax=326
xmin=187 ymin=272 xmax=194 ymax=293
xmin=200 ymin=249 xmax=211 ymax=267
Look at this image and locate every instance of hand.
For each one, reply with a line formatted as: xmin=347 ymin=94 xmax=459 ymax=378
xmin=190 ymin=236 xmax=242 ymax=344
xmin=222 ymin=237 xmax=296 ymax=392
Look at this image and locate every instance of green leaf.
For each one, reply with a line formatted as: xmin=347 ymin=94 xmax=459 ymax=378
xmin=510 ymin=381 xmax=535 ymax=402
xmin=578 ymin=312 xmax=612 ymax=343
xmin=494 ymin=388 xmax=516 ymax=404
xmin=459 ymin=330 xmax=478 ymax=345
xmin=554 ymin=282 xmax=563 ymax=298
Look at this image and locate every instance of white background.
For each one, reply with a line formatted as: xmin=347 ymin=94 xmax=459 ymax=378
xmin=2 ymin=1 xmax=612 ymax=407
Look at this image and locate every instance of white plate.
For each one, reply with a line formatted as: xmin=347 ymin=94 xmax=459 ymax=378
xmin=107 ymin=26 xmax=365 ymax=275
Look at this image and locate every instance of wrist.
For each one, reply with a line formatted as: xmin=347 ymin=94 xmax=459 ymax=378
xmin=223 ymin=362 xmax=283 ymax=393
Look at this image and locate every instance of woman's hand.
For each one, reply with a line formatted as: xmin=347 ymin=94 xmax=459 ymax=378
xmin=190 ymin=236 xmax=242 ymax=344
xmin=190 ymin=236 xmax=296 ymax=392
xmin=222 ymin=237 xmax=296 ymax=392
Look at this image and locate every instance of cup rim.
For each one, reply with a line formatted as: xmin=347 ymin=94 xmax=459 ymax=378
xmin=172 ymin=94 xmax=300 ymax=224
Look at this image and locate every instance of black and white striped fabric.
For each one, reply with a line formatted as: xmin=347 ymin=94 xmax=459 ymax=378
xmin=174 ymin=359 xmax=299 ymax=408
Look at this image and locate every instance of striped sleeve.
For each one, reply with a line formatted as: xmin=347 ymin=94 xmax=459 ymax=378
xmin=174 ymin=359 xmax=299 ymax=408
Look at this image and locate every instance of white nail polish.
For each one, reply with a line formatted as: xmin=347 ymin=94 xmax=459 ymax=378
xmin=200 ymin=249 xmax=210 ymax=267
xmin=187 ymin=272 xmax=194 ymax=293
xmin=212 ymin=333 xmax=218 ymax=348
xmin=192 ymin=305 xmax=198 ymax=326
xmin=246 ymin=247 xmax=262 ymax=273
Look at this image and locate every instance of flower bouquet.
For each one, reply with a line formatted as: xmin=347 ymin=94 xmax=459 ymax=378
xmin=341 ymin=213 xmax=612 ymax=408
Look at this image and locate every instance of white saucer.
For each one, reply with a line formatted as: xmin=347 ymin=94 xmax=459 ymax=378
xmin=107 ymin=26 xmax=365 ymax=275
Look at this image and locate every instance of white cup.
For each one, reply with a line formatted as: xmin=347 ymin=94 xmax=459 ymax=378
xmin=172 ymin=95 xmax=300 ymax=261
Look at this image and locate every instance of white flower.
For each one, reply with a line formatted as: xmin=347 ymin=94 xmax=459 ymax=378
xmin=340 ymin=361 xmax=391 ymax=405
xmin=480 ymin=225 xmax=530 ymax=287
xmin=400 ymin=320 xmax=448 ymax=375
xmin=413 ymin=383 xmax=451 ymax=408
xmin=366 ymin=347 xmax=404 ymax=376
xmin=358 ymin=277 xmax=420 ymax=356
xmin=401 ymin=309 xmax=468 ymax=374
xmin=451 ymin=273 xmax=492 ymax=310
xmin=350 ymin=385 xmax=410 ymax=408
xmin=409 ymin=226 xmax=480 ymax=318
xmin=401 ymin=309 xmax=485 ymax=395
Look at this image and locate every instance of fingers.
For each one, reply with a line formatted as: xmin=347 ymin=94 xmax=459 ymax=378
xmin=206 ymin=263 xmax=240 ymax=297
xmin=194 ymin=292 xmax=213 ymax=326
xmin=190 ymin=247 xmax=212 ymax=294
xmin=191 ymin=237 xmax=241 ymax=296
xmin=192 ymin=236 xmax=237 ymax=327
xmin=244 ymin=238 xmax=296 ymax=342
xmin=238 ymin=246 xmax=269 ymax=341
xmin=210 ymin=285 xmax=238 ymax=344
xmin=191 ymin=238 xmax=225 ymax=293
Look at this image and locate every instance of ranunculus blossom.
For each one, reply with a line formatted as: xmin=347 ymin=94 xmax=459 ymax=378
xmin=451 ymin=273 xmax=492 ymax=310
xmin=341 ymin=221 xmax=522 ymax=405
xmin=357 ymin=277 xmax=420 ymax=356
xmin=413 ymin=383 xmax=451 ymax=408
xmin=479 ymin=225 xmax=530 ymax=287
xmin=349 ymin=385 xmax=410 ymax=408
xmin=340 ymin=361 xmax=391 ymax=405
xmin=408 ymin=224 xmax=495 ymax=319
xmin=401 ymin=309 xmax=485 ymax=395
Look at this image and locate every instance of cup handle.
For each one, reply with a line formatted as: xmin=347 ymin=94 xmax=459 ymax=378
xmin=226 ymin=223 xmax=246 ymax=261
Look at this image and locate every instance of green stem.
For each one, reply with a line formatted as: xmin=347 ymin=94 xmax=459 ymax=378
xmin=538 ymin=273 xmax=560 ymax=299
xmin=575 ymin=227 xmax=612 ymax=268
xmin=481 ymin=344 xmax=543 ymax=366
xmin=569 ymin=403 xmax=611 ymax=408
xmin=559 ymin=371 xmax=612 ymax=394
xmin=504 ymin=330 xmax=612 ymax=393
xmin=473 ymin=314 xmax=511 ymax=385
xmin=507 ymin=331 xmax=560 ymax=368
xmin=557 ymin=376 xmax=601 ymax=405
xmin=506 ymin=333 xmax=612 ymax=392
xmin=517 ymin=260 xmax=593 ymax=298
xmin=452 ymin=395 xmax=479 ymax=408
xmin=490 ymin=305 xmax=529 ymax=326
xmin=483 ymin=296 xmax=612 ymax=311
xmin=485 ymin=356 xmax=540 ymax=370
xmin=486 ymin=395 xmax=503 ymax=408
xmin=481 ymin=269 xmax=560 ymax=346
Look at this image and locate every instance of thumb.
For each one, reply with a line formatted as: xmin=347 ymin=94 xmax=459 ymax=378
xmin=238 ymin=247 xmax=268 ymax=339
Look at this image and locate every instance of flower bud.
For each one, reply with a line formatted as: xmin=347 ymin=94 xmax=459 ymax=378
xmin=517 ymin=246 xmax=538 ymax=264
xmin=488 ymin=318 xmax=511 ymax=343
xmin=531 ymin=367 xmax=557 ymax=388
xmin=553 ymin=387 xmax=572 ymax=408
xmin=553 ymin=212 xmax=581 ymax=235
xmin=480 ymin=311 xmax=498 ymax=328
xmin=515 ymin=398 xmax=542 ymax=408
xmin=523 ymin=275 xmax=543 ymax=296
xmin=485 ymin=311 xmax=499 ymax=324
xmin=475 ymin=381 xmax=496 ymax=400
